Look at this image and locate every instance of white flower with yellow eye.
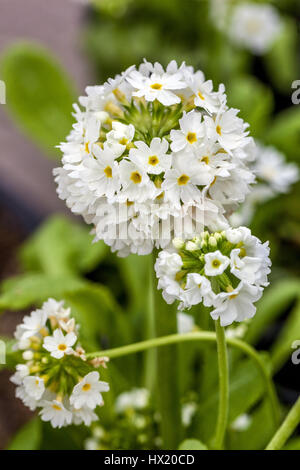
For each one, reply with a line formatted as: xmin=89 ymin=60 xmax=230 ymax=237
xmin=118 ymin=160 xmax=157 ymax=203
xmin=43 ymin=329 xmax=77 ymax=359
xmin=72 ymin=145 xmax=120 ymax=201
xmin=126 ymin=69 xmax=186 ymax=106
xmin=106 ymin=121 xmax=135 ymax=156
xmin=17 ymin=309 xmax=47 ymax=341
xmin=189 ymin=71 xmax=226 ymax=114
xmin=70 ymin=372 xmax=109 ymax=410
xmin=204 ymin=109 xmax=249 ymax=155
xmin=182 ymin=273 xmax=215 ymax=308
xmin=129 ymin=137 xmax=171 ymax=175
xmin=210 ymin=281 xmax=263 ymax=326
xmin=230 ymin=248 xmax=263 ymax=285
xmin=170 ymin=111 xmax=204 ymax=152
xmin=204 ymin=250 xmax=230 ymax=276
xmin=23 ymin=376 xmax=45 ymax=401
xmin=40 ymin=400 xmax=73 ymax=428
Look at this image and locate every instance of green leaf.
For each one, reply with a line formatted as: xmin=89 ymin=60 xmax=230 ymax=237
xmin=226 ymin=75 xmax=273 ymax=137
xmin=178 ymin=439 xmax=207 ymax=450
xmin=20 ymin=216 xmax=108 ymax=277
xmin=265 ymin=18 xmax=300 ymax=93
xmin=64 ymin=283 xmax=130 ymax=351
xmin=0 ymin=42 xmax=76 ymax=158
xmin=7 ymin=418 xmax=41 ymax=450
xmin=193 ymin=355 xmax=267 ymax=443
xmin=0 ymin=273 xmax=85 ymax=312
xmin=283 ymin=437 xmax=300 ymax=450
xmin=245 ymin=279 xmax=300 ymax=346
xmin=271 ymin=300 xmax=300 ymax=372
xmin=227 ymin=399 xmax=274 ymax=450
xmin=264 ymin=106 xmax=300 ymax=160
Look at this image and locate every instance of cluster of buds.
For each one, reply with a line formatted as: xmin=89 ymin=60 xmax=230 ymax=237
xmin=11 ymin=299 xmax=109 ymax=428
xmin=155 ymin=226 xmax=271 ymax=326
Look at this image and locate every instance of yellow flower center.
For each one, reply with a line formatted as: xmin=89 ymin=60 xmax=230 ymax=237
xmin=58 ymin=344 xmax=67 ymax=351
xmin=119 ymin=137 xmax=128 ymax=145
xmin=82 ymin=383 xmax=91 ymax=392
xmin=201 ymin=156 xmax=209 ymax=164
xmin=198 ymin=91 xmax=205 ymax=100
xmin=212 ymin=259 xmax=221 ymax=268
xmin=84 ymin=142 xmax=90 ymax=153
xmin=126 ymin=200 xmax=134 ymax=207
xmin=177 ymin=174 xmax=190 ymax=186
xmin=52 ymin=404 xmax=62 ymax=411
xmin=216 ymin=125 xmax=222 ymax=136
xmin=186 ymin=132 xmax=197 ymax=144
xmin=151 ymin=83 xmax=162 ymax=90
xmin=130 ymin=171 xmax=142 ymax=184
xmin=229 ymin=293 xmax=238 ymax=300
xmin=148 ymin=155 xmax=159 ymax=166
xmin=104 ymin=166 xmax=112 ymax=178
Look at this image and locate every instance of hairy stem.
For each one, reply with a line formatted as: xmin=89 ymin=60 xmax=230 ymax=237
xmin=266 ymin=396 xmax=300 ymax=450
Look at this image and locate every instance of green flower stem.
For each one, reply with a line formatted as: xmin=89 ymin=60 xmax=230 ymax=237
xmin=266 ymin=396 xmax=300 ymax=450
xmin=144 ymin=254 xmax=156 ymax=391
xmin=87 ymin=331 xmax=280 ymax=429
xmin=212 ymin=320 xmax=229 ymax=450
xmin=151 ymin=250 xmax=181 ymax=450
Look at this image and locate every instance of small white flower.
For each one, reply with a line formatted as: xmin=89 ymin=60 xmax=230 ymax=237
xmin=118 ymin=160 xmax=157 ymax=203
xmin=177 ymin=312 xmax=195 ymax=334
xmin=170 ymin=111 xmax=204 ymax=152
xmin=211 ymin=281 xmax=263 ymax=326
xmin=230 ymin=3 xmax=282 ymax=55
xmin=129 ymin=137 xmax=171 ymax=175
xmin=106 ymin=121 xmax=135 ymax=156
xmin=182 ymin=273 xmax=215 ymax=308
xmin=182 ymin=402 xmax=197 ymax=427
xmin=204 ymin=109 xmax=249 ymax=155
xmin=126 ymin=69 xmax=186 ymax=106
xmin=189 ymin=71 xmax=225 ymax=113
xmin=115 ymin=388 xmax=150 ymax=413
xmin=15 ymin=385 xmax=39 ymax=411
xmin=204 ymin=250 xmax=230 ymax=276
xmin=72 ymin=406 xmax=99 ymax=426
xmin=40 ymin=400 xmax=73 ymax=428
xmin=18 ymin=309 xmax=47 ymax=340
xmin=70 ymin=371 xmax=109 ymax=410
xmin=253 ymin=144 xmax=299 ymax=193
xmin=10 ymin=364 xmax=30 ymax=386
xmin=43 ymin=329 xmax=77 ymax=359
xmin=230 ymin=248 xmax=263 ymax=285
xmin=23 ymin=376 xmax=45 ymax=400
xmin=42 ymin=298 xmax=70 ymax=321
xmin=230 ymin=413 xmax=252 ymax=432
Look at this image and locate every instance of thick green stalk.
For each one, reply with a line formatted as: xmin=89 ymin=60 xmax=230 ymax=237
xmin=144 ymin=254 xmax=156 ymax=390
xmin=266 ymin=396 xmax=300 ymax=450
xmin=151 ymin=250 xmax=181 ymax=449
xmin=87 ymin=332 xmax=280 ymax=430
xmin=212 ymin=320 xmax=229 ymax=450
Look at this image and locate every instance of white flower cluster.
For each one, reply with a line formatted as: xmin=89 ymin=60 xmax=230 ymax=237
xmin=155 ymin=227 xmax=271 ymax=326
xmin=229 ymin=2 xmax=282 ymax=55
xmin=11 ymin=298 xmax=109 ymax=428
xmin=230 ymin=142 xmax=299 ymax=226
xmin=211 ymin=1 xmax=282 ymax=55
xmin=54 ymin=60 xmax=255 ymax=256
